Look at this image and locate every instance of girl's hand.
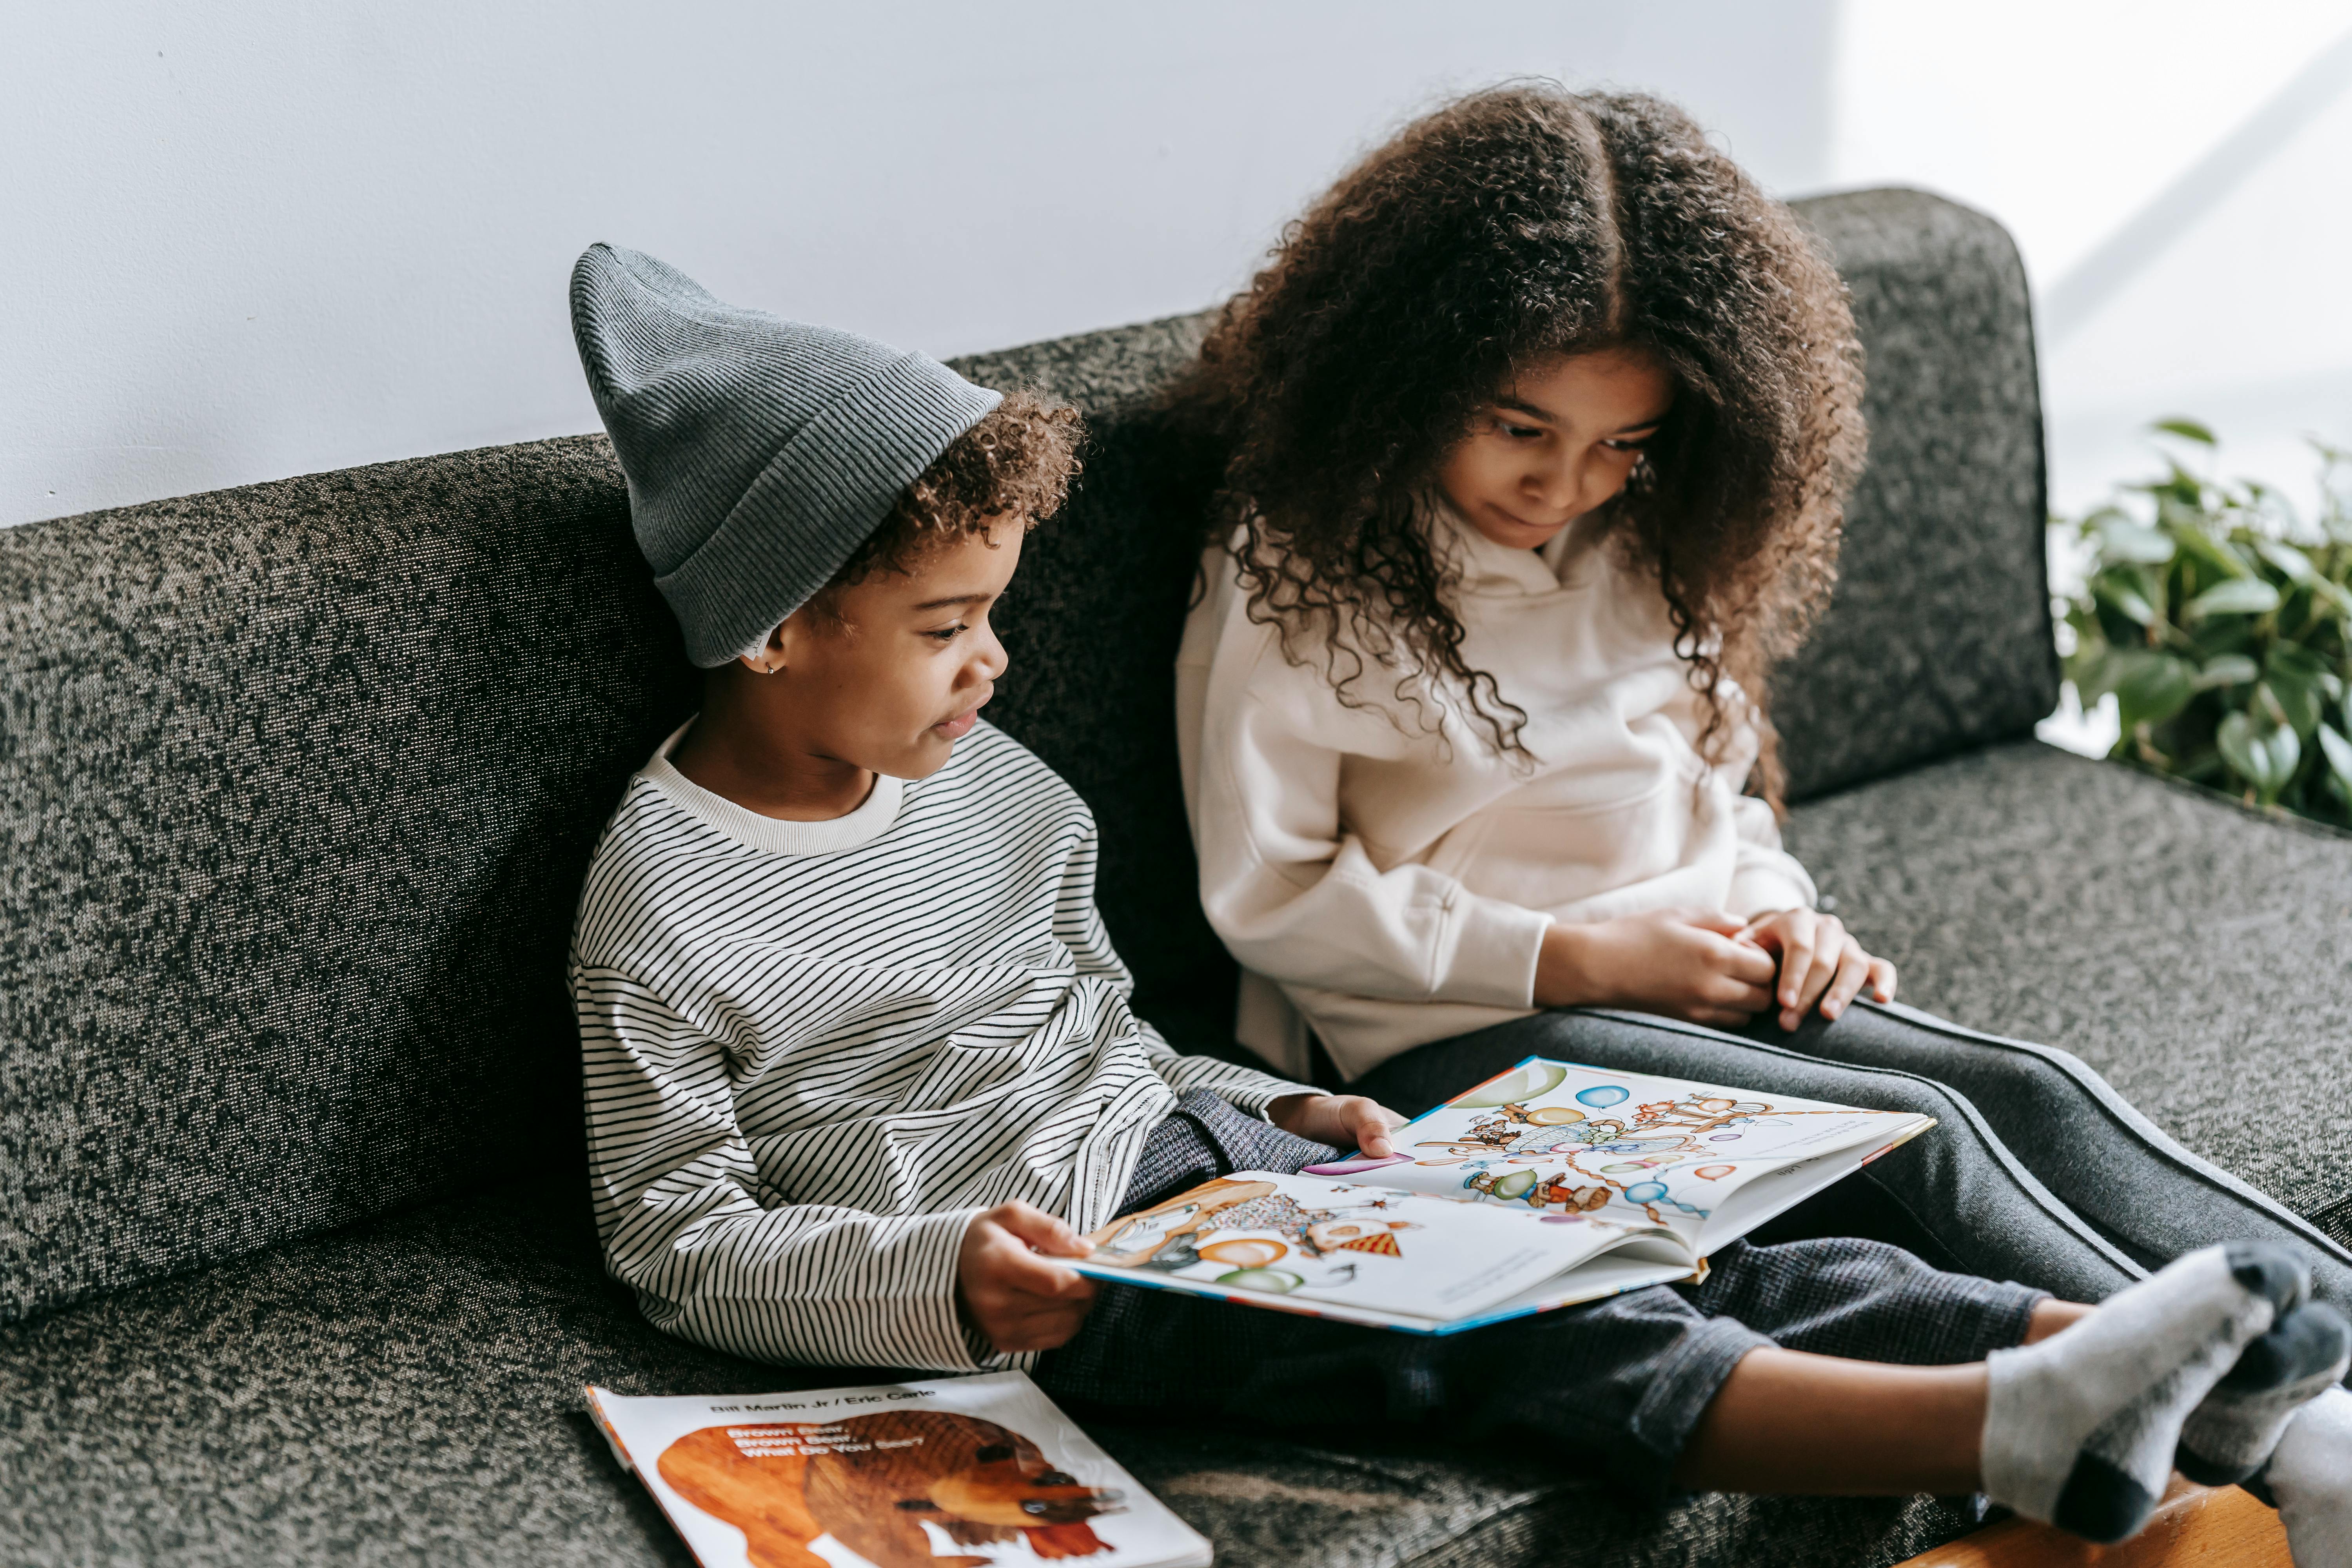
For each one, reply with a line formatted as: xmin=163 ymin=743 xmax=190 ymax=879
xmin=956 ymin=1201 xmax=1097 ymax=1353
xmin=1737 ymin=908 xmax=1896 ymax=1032
xmin=1269 ymin=1093 xmax=1408 ymax=1157
xmin=1532 ymin=909 xmax=1779 ymax=1025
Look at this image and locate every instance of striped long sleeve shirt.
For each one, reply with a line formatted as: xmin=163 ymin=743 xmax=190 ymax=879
xmin=571 ymin=719 xmax=1316 ymax=1372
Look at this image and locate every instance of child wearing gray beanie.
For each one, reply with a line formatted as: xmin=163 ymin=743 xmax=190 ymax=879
xmin=570 ymin=242 xmax=1004 ymax=666
xmin=563 ymin=245 xmax=1370 ymax=1414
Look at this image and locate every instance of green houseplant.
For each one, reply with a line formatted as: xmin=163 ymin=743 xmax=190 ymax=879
xmin=2059 ymin=423 xmax=2352 ymax=827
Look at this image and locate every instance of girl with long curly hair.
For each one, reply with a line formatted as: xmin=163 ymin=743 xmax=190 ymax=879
xmin=1160 ymin=84 xmax=2352 ymax=1535
xmin=1174 ymin=82 xmax=1870 ymax=1075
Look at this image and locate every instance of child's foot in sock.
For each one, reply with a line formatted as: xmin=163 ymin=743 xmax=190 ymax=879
xmin=1982 ymin=1242 xmax=2308 ymax=1544
xmin=2254 ymin=1387 xmax=2352 ymax=1568
xmin=2178 ymin=1301 xmax=2350 ymax=1485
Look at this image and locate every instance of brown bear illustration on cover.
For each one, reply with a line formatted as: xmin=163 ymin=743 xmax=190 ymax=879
xmin=656 ymin=1408 xmax=1125 ymax=1568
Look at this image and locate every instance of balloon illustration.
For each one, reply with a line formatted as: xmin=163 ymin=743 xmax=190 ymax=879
xmin=1524 ymin=1105 xmax=1587 ymax=1126
xmin=1199 ymin=1238 xmax=1287 ymax=1269
xmin=1453 ymin=1062 xmax=1570 ymax=1108
xmin=1694 ymin=1165 xmax=1735 ymax=1180
xmin=1709 ymin=1133 xmax=1741 ymax=1142
xmin=1624 ymin=1181 xmax=1668 ymax=1202
xmin=1575 ymin=1085 xmax=1630 ymax=1109
xmin=1217 ymin=1268 xmax=1303 ymax=1294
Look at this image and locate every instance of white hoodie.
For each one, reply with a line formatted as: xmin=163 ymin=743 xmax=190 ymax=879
xmin=1176 ymin=505 xmax=1816 ymax=1081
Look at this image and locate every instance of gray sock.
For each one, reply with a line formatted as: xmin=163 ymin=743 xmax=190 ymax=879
xmin=2177 ymin=1301 xmax=2350 ymax=1486
xmin=1983 ymin=1243 xmax=2307 ymax=1544
xmin=2255 ymin=1387 xmax=2352 ymax=1568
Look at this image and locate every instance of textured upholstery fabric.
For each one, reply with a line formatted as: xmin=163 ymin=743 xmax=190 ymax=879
xmin=0 ymin=439 xmax=693 ymax=1325
xmin=1785 ymin=742 xmax=2352 ymax=1243
xmin=1768 ymin=190 xmax=2057 ymax=802
xmin=0 ymin=1175 xmax=1981 ymax=1568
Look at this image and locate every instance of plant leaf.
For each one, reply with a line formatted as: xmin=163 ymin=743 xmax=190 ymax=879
xmin=2268 ymin=643 xmax=2334 ymax=682
xmin=2256 ymin=539 xmax=2318 ymax=581
xmin=2067 ymin=644 xmax=2125 ymax=700
xmin=2319 ymin=724 xmax=2352 ymax=793
xmin=2095 ymin=516 xmax=2177 ymax=564
xmin=2184 ymin=578 xmax=2282 ymax=618
xmin=2153 ymin=417 xmax=2219 ymax=446
xmin=2217 ymin=710 xmax=2302 ymax=800
xmin=2092 ymin=578 xmax=2156 ymax=626
xmin=2112 ymin=651 xmax=2197 ymax=730
xmin=2161 ymin=512 xmax=2250 ymax=577
xmin=2262 ymin=677 xmax=2323 ymax=737
xmin=2192 ymin=653 xmax=2261 ymax=690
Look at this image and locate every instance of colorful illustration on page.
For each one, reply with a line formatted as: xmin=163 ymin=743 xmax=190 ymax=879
xmin=1084 ymin=1177 xmax=1423 ymax=1296
xmin=1412 ymin=1060 xmax=1866 ymax=1225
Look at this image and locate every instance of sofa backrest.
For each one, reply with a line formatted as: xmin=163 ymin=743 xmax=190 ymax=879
xmin=0 ymin=189 xmax=2051 ymax=1325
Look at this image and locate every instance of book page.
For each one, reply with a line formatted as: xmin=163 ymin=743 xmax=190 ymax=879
xmin=1363 ymin=1057 xmax=1932 ymax=1250
xmin=1070 ymin=1170 xmax=1679 ymax=1328
xmin=586 ymin=1372 xmax=1209 ymax=1568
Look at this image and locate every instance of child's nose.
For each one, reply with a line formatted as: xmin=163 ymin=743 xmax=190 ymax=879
xmin=1530 ymin=450 xmax=1587 ymax=513
xmin=970 ymin=624 xmax=1008 ymax=683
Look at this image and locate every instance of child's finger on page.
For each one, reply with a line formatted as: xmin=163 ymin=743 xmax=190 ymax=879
xmin=1005 ymin=1249 xmax=1094 ymax=1299
xmin=993 ymin=1200 xmax=1090 ymax=1256
xmin=1867 ymin=956 xmax=1897 ymax=1002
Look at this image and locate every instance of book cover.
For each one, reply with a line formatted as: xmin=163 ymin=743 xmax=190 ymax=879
xmin=588 ymin=1371 xmax=1210 ymax=1568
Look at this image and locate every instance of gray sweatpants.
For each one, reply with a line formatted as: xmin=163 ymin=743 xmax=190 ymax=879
xmin=1350 ymin=1003 xmax=2352 ymax=1309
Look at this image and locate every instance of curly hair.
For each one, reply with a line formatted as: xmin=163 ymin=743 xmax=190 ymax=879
xmin=806 ymin=388 xmax=1082 ymax=619
xmin=1169 ymin=83 xmax=1865 ymax=808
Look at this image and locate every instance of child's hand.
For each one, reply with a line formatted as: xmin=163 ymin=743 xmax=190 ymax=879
xmin=1737 ymin=908 xmax=1897 ymax=1032
xmin=956 ymin=1201 xmax=1097 ymax=1354
xmin=1532 ymin=908 xmax=1779 ymax=1025
xmin=1269 ymin=1093 xmax=1408 ymax=1157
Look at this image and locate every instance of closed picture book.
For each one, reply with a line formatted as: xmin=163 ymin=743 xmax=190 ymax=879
xmin=586 ymin=1371 xmax=1210 ymax=1568
xmin=1069 ymin=1056 xmax=1934 ymax=1334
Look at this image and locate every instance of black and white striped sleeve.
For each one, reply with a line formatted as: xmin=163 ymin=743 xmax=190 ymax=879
xmin=1136 ymin=1019 xmax=1320 ymax=1118
xmin=575 ymin=959 xmax=986 ymax=1372
xmin=1047 ymin=802 xmax=1319 ymax=1120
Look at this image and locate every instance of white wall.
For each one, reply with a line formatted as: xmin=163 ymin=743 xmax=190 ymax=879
xmin=1830 ymin=0 xmax=2352 ymax=523
xmin=11 ymin=3 xmax=2347 ymax=547
xmin=4 ymin=2 xmax=1837 ymax=528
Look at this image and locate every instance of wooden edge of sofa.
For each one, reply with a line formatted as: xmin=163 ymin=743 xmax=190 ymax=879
xmin=1893 ymin=1479 xmax=2288 ymax=1566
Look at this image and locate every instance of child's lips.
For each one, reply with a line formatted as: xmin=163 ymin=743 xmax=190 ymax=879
xmin=934 ymin=705 xmax=983 ymax=739
xmin=1490 ymin=502 xmax=1573 ymax=537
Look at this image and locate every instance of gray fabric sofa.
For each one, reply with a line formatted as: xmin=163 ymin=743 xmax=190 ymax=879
xmin=5 ymin=187 xmax=2347 ymax=1568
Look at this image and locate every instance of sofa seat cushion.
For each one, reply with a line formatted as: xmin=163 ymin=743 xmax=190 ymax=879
xmin=1785 ymin=740 xmax=2352 ymax=1242
xmin=0 ymin=1175 xmax=1979 ymax=1568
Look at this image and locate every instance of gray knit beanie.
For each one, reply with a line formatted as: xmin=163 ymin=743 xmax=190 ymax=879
xmin=569 ymin=244 xmax=1002 ymax=666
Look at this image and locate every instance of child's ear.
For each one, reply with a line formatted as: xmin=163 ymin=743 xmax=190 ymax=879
xmin=739 ymin=620 xmax=792 ymax=675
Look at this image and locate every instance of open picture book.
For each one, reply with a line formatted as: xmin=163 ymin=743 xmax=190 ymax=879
xmin=587 ymin=1371 xmax=1210 ymax=1568
xmin=1069 ymin=1056 xmax=1934 ymax=1334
